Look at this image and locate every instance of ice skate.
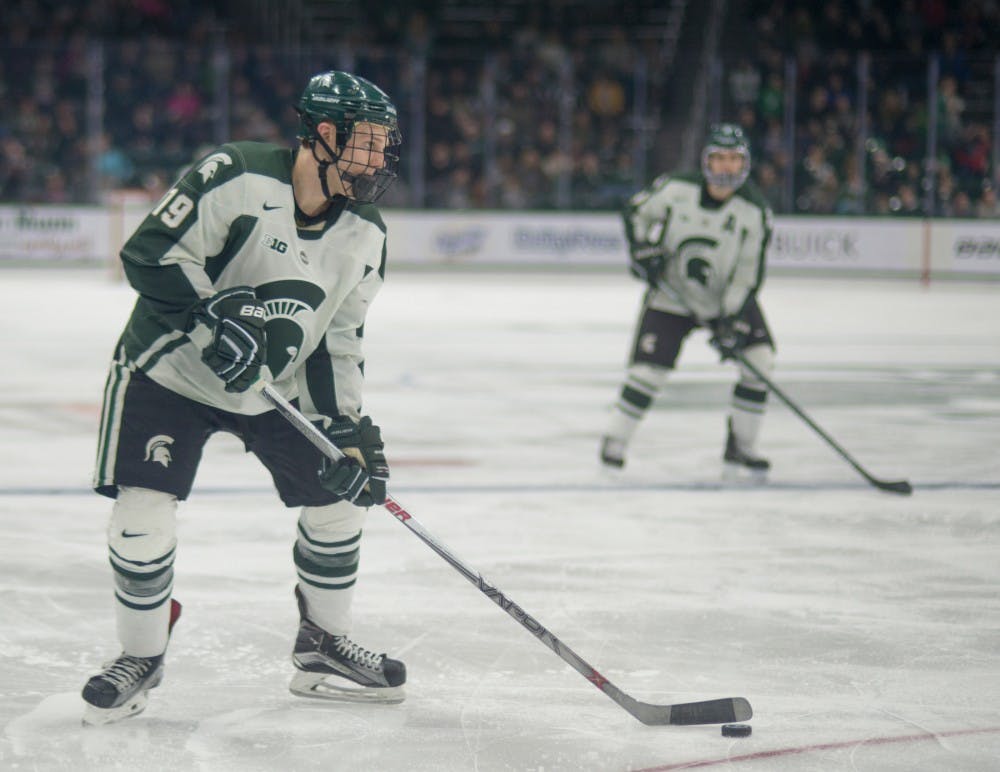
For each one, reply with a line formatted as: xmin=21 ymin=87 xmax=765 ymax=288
xmin=722 ymin=420 xmax=769 ymax=483
xmin=81 ymin=599 xmax=182 ymax=726
xmin=290 ymin=587 xmax=406 ymax=704
xmin=600 ymin=436 xmax=626 ymax=469
xmin=81 ymin=653 xmax=164 ymax=726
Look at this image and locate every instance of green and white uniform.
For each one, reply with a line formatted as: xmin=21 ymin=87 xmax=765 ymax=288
xmin=84 ymin=70 xmax=408 ymax=720
xmin=93 ymin=140 xmax=390 ymax=658
xmin=116 ymin=141 xmax=386 ymax=423
xmin=602 ymin=170 xmax=777 ymax=473
xmin=625 ymin=170 xmax=772 ymax=322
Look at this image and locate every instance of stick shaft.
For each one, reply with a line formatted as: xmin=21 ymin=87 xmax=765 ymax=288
xmin=253 ymin=382 xmax=750 ymax=724
xmin=653 ymin=280 xmax=909 ymax=493
xmin=254 ymin=384 xmax=634 ymax=702
xmin=733 ymin=352 xmax=910 ymax=493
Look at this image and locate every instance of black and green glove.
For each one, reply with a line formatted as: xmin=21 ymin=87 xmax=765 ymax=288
xmin=628 ymin=244 xmax=671 ymax=287
xmin=196 ymin=286 xmax=267 ymax=393
xmin=709 ymin=315 xmax=751 ymax=361
xmin=317 ymin=416 xmax=389 ymax=507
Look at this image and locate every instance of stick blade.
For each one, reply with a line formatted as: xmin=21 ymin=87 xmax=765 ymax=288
xmin=876 ymin=479 xmax=913 ymax=496
xmin=631 ymin=696 xmax=753 ymax=726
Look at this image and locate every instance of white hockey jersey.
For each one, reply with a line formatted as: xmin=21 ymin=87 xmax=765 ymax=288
xmin=114 ymin=141 xmax=386 ymax=421
xmin=624 ymin=171 xmax=773 ymax=321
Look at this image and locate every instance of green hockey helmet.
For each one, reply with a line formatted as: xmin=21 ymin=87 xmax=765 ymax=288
xmin=295 ymin=70 xmax=402 ymax=203
xmin=701 ymin=123 xmax=751 ymax=190
xmin=296 ymin=71 xmax=399 ymax=141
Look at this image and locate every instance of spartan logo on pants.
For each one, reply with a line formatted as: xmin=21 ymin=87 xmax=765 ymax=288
xmin=255 ymin=280 xmax=328 ymax=379
xmin=144 ymin=435 xmax=175 ymax=467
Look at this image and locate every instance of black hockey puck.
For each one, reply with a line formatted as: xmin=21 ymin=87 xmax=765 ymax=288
xmin=721 ymin=723 xmax=752 ymax=737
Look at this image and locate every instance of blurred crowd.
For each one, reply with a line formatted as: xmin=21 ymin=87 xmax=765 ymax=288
xmin=1 ymin=0 xmax=998 ymax=217
xmin=726 ymin=0 xmax=1000 ymax=216
xmin=0 ymin=0 xmax=655 ymax=210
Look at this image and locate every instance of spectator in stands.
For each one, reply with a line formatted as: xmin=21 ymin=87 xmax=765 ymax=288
xmin=3 ymin=0 xmax=999 ymax=215
xmin=0 ymin=136 xmax=32 ymax=201
xmin=728 ymin=58 xmax=761 ymax=108
xmin=975 ymin=185 xmax=999 ymax=218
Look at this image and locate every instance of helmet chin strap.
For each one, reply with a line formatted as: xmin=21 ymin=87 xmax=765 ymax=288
xmin=308 ymin=129 xmax=346 ymax=201
xmin=308 ymin=138 xmax=376 ymax=202
xmin=316 ymin=159 xmax=335 ymax=199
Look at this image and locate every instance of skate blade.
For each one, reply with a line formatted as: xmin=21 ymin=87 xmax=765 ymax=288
xmin=722 ymin=462 xmax=768 ymax=485
xmin=81 ymin=693 xmax=149 ymax=726
xmin=289 ymin=670 xmax=405 ymax=705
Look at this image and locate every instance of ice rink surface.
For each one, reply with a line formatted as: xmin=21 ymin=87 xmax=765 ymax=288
xmin=1 ymin=267 xmax=998 ymax=771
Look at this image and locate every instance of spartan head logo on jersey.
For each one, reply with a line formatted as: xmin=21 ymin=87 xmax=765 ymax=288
xmin=262 ymin=298 xmax=312 ymax=375
xmin=255 ymin=280 xmax=328 ymax=379
xmin=675 ymin=236 xmax=718 ymax=288
xmin=143 ymin=435 xmax=175 ymax=467
xmin=196 ymin=152 xmax=233 ymax=183
xmin=686 ymin=257 xmax=713 ymax=287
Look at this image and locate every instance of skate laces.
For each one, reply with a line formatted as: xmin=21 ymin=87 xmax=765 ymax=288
xmin=100 ymin=655 xmax=154 ymax=691
xmin=332 ymin=636 xmax=384 ymax=671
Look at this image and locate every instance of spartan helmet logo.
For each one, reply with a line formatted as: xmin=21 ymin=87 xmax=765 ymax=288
xmin=255 ymin=279 xmax=328 ymax=379
xmin=143 ymin=435 xmax=175 ymax=468
xmin=196 ymin=152 xmax=233 ymax=183
xmin=262 ymin=297 xmax=312 ymax=377
xmin=686 ymin=257 xmax=713 ymax=286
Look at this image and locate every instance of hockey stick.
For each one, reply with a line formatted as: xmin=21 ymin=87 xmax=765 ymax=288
xmin=730 ymin=350 xmax=913 ymax=495
xmin=253 ymin=381 xmax=751 ymax=726
xmin=653 ymin=280 xmax=911 ymax=495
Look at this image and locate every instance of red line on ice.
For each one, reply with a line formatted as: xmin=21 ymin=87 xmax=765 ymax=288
xmin=634 ymin=725 xmax=1000 ymax=771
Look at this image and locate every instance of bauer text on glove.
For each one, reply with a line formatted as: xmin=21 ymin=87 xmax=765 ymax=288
xmin=196 ymin=287 xmax=268 ymax=393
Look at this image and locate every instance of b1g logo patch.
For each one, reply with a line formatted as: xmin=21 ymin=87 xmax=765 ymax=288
xmin=262 ymin=234 xmax=288 ymax=254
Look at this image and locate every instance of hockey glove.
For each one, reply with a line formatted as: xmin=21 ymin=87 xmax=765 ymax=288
xmin=628 ymin=244 xmax=671 ymax=287
xmin=317 ymin=416 xmax=389 ymax=507
xmin=196 ymin=287 xmax=268 ymax=393
xmin=709 ymin=315 xmax=751 ymax=361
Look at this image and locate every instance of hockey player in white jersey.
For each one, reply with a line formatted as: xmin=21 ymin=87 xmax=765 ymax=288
xmin=81 ymin=71 xmax=406 ymax=725
xmin=600 ymin=123 xmax=776 ymax=478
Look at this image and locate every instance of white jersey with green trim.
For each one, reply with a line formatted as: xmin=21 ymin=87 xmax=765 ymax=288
xmin=115 ymin=141 xmax=387 ymax=421
xmin=624 ymin=171 xmax=773 ymax=321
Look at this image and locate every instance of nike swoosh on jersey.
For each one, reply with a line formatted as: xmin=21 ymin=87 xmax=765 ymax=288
xmin=263 ymin=202 xmax=282 ymax=210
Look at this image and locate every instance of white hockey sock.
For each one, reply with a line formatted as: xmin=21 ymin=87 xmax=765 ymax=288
xmin=605 ymin=363 xmax=670 ymax=445
xmin=108 ymin=487 xmax=177 ymax=657
xmin=297 ymin=581 xmax=355 ymax=636
xmin=729 ymin=383 xmax=767 ymax=453
xmin=294 ymin=502 xmax=366 ymax=635
xmin=115 ymin=598 xmax=172 ymax=658
xmin=730 ymin=345 xmax=774 ymax=453
xmin=604 ymin=408 xmax=641 ymax=446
